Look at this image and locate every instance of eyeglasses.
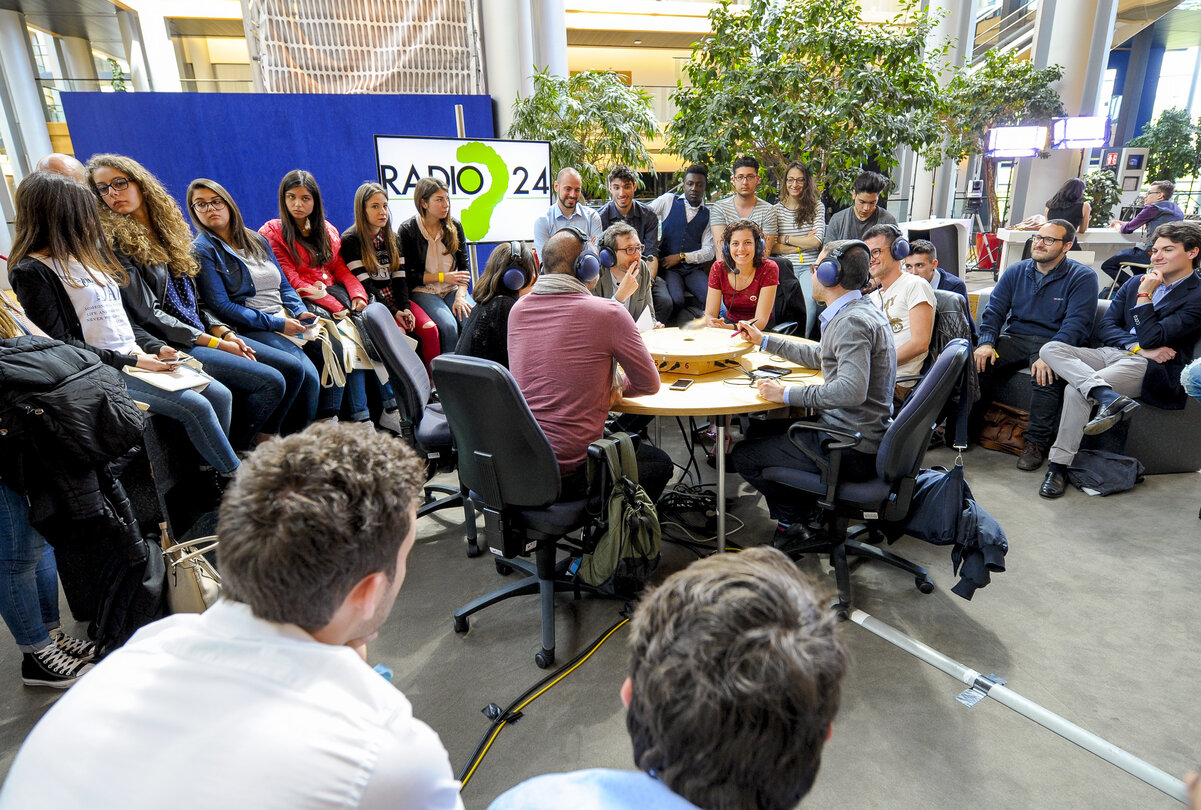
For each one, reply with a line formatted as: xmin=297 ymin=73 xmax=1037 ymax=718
xmin=1031 ymin=235 xmax=1065 ymax=246
xmin=869 ymin=247 xmax=884 ymax=258
xmin=191 ymin=198 xmax=227 ymax=213
xmin=94 ymin=177 xmax=131 ymax=197
xmin=732 ymin=174 xmax=758 ymax=183
xmin=616 ymin=244 xmax=644 ymax=256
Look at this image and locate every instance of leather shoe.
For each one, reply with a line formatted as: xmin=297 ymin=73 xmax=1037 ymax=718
xmin=1016 ymin=442 xmax=1046 ymax=471
xmin=1083 ymin=395 xmax=1139 ymax=436
xmin=1039 ymin=469 xmax=1067 ymax=499
xmin=772 ymin=522 xmax=823 ymax=557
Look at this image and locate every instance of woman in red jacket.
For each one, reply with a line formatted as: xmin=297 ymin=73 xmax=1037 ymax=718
xmin=259 ymin=170 xmax=388 ymax=426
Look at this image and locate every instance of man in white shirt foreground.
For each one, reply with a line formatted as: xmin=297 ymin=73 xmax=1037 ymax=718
xmin=0 ymin=422 xmax=464 ymax=810
xmin=489 ymin=546 xmax=847 ymax=810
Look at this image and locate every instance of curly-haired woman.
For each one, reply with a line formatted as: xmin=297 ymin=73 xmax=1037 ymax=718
xmin=87 ymin=154 xmax=302 ymax=449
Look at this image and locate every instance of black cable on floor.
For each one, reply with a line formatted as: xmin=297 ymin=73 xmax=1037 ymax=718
xmin=457 ymin=611 xmax=632 ymax=788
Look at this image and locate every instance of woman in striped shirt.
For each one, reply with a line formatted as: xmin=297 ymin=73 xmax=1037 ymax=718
xmin=772 ymin=162 xmax=825 ymax=338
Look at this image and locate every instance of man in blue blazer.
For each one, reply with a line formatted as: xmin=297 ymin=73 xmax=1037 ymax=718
xmin=903 ymin=239 xmax=975 ymax=338
xmin=1037 ymin=220 xmax=1201 ymax=498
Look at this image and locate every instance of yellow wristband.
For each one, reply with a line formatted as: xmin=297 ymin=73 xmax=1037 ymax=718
xmin=1130 ymin=344 xmax=1140 ymax=354
xmin=438 ymin=272 xmax=444 ymax=283
xmin=206 ymin=335 xmax=220 ymax=349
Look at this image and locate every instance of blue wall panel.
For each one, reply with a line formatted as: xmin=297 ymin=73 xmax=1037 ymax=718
xmin=60 ymin=92 xmax=495 ymax=235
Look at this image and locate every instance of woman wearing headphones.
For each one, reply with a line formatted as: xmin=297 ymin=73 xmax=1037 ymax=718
xmin=454 ymin=241 xmax=538 ymax=367
xmin=705 ymin=218 xmax=779 ymax=332
xmin=339 ymin=182 xmax=440 ymax=369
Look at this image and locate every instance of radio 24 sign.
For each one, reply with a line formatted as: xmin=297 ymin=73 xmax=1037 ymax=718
xmin=375 ymin=135 xmax=552 ymax=243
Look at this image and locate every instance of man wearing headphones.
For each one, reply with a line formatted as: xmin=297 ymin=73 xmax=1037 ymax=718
xmin=509 ymin=229 xmax=672 ymax=501
xmin=864 ymin=223 xmax=935 ymax=401
xmin=731 ymin=240 xmax=896 ymax=550
xmin=592 ymin=222 xmax=658 ymax=329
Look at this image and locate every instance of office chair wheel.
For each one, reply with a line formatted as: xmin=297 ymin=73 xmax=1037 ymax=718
xmin=535 ymin=648 xmax=555 ymax=669
xmin=453 ymin=616 xmax=469 ymax=633
xmin=466 ymin=540 xmax=482 ymax=558
xmin=494 ymin=560 xmax=513 ymax=576
xmin=916 ymin=577 xmax=935 ymax=594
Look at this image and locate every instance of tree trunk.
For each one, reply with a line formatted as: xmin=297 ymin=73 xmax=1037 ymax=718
xmin=984 ymin=158 xmax=1000 ymax=233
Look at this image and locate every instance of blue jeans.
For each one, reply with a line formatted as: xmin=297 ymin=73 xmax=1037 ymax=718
xmin=662 ymin=265 xmax=711 ymax=313
xmin=0 ymin=482 xmax=59 ymax=651
xmin=1182 ymin=358 xmax=1201 ymax=402
xmin=411 ymin=290 xmax=476 ymax=354
xmin=241 ymin=330 xmax=320 ymax=430
xmin=123 ymin=373 xmax=239 ymax=475
xmin=189 ymin=344 xmax=287 ymax=448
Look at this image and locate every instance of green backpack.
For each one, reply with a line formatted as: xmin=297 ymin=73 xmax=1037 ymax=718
xmin=577 ymin=433 xmax=661 ymax=597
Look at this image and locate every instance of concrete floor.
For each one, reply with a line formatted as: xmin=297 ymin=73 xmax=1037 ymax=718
xmin=1 ymin=268 xmax=1198 ymax=807
xmin=1 ymin=438 xmax=1196 ymax=809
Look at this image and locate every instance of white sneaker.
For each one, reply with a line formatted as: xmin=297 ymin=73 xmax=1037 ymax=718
xmin=50 ymin=627 xmax=99 ymax=662
xmin=378 ymin=409 xmax=404 ymax=435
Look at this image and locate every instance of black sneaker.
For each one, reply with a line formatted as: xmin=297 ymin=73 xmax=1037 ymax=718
xmin=21 ymin=645 xmax=95 ymax=688
xmin=50 ymin=628 xmax=99 ymax=662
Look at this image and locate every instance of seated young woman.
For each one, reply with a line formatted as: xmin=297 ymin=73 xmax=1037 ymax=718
xmin=705 ymin=218 xmax=779 ymax=332
xmin=87 ymin=154 xmax=298 ymax=450
xmin=257 ymin=170 xmax=377 ymax=423
xmin=189 ymin=178 xmax=321 ymax=430
xmin=455 ymin=241 xmax=537 ymax=367
xmin=9 ymin=171 xmax=240 ymax=477
xmin=339 ymin=182 xmax=440 ymax=370
xmin=397 ymin=177 xmax=475 ymax=354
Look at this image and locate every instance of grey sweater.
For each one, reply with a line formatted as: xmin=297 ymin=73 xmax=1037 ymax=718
xmin=763 ymin=296 xmax=896 ymax=452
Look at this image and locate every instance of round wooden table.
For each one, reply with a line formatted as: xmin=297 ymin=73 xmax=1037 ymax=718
xmin=640 ymin=326 xmax=754 ymax=376
xmin=615 ymin=333 xmax=823 ymax=550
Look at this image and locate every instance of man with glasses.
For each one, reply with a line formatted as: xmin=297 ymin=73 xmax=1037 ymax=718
xmin=709 ymin=156 xmax=778 ymax=256
xmin=825 ymin=171 xmax=897 ymax=243
xmin=594 ymin=222 xmax=658 ymax=328
xmin=1036 ymin=221 xmax=1201 ymax=498
xmin=864 ymin=224 xmax=935 ymax=402
xmin=599 ymin=165 xmax=671 ymax=323
xmin=534 ymin=167 xmax=602 ymax=255
xmin=1101 ymin=180 xmax=1184 ymax=285
xmin=972 ymin=219 xmax=1099 ymax=471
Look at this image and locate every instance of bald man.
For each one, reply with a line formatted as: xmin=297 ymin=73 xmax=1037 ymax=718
xmin=35 ymin=153 xmax=87 ymax=184
xmin=533 ymin=167 xmax=602 ymax=255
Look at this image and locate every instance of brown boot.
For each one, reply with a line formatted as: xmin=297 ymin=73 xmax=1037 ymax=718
xmin=1016 ymin=442 xmax=1046 ymax=471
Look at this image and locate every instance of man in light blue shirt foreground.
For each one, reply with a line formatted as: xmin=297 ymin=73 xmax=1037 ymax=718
xmin=488 ymin=546 xmax=847 ymax=810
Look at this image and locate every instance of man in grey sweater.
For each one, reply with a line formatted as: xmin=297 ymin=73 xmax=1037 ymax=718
xmin=732 ymin=239 xmax=896 ymax=548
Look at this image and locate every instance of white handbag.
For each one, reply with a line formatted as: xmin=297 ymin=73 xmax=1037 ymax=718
xmin=159 ymin=524 xmax=221 ymax=614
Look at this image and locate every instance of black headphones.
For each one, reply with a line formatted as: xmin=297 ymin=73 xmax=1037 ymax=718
xmin=500 ymin=241 xmax=533 ymax=291
xmin=815 ymin=240 xmax=870 ymax=288
xmin=563 ymin=228 xmax=601 ymax=282
xmin=721 ymin=221 xmax=766 ymax=276
xmin=879 ymin=223 xmax=911 ymax=261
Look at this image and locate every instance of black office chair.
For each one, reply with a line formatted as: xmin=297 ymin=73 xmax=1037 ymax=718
xmin=432 ymin=354 xmax=600 ymax=668
xmin=761 ymin=338 xmax=970 ymax=613
xmin=361 ymin=303 xmax=478 ymax=555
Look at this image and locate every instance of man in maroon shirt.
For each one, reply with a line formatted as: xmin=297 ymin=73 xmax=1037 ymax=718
xmin=508 ymin=229 xmax=672 ymax=500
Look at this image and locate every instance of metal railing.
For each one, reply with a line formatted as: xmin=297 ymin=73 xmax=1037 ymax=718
xmin=178 ymin=78 xmax=256 ymax=93
xmin=973 ymin=0 xmax=1038 ymax=63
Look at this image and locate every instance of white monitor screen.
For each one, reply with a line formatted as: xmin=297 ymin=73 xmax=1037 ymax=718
xmin=985 ymin=126 xmax=1048 ymax=158
xmin=1051 ymin=116 xmax=1110 ymax=149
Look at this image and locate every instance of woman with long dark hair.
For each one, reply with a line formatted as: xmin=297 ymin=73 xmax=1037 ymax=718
xmin=455 ymin=240 xmax=538 ymax=367
xmin=397 ymin=177 xmax=475 ymax=354
xmin=189 ymin=178 xmax=321 ymax=430
xmin=772 ymin=161 xmax=825 ymax=337
xmin=259 ymin=170 xmax=375 ymax=423
xmin=9 ymin=171 xmax=240 ymax=477
xmin=87 ymin=154 xmax=299 ymax=449
xmin=1045 ymin=177 xmax=1091 ymax=232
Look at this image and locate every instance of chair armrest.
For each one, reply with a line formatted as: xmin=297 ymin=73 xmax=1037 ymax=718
xmin=895 ymin=374 xmax=922 ymax=386
xmin=786 ymin=422 xmax=864 ymax=511
xmin=768 ymin=321 xmax=798 ymax=336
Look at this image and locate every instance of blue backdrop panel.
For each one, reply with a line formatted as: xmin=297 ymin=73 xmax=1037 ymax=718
xmin=60 ymin=91 xmax=495 ymax=234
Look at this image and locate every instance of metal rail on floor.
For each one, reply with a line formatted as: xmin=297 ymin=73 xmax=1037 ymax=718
xmin=849 ymin=608 xmax=1190 ymax=804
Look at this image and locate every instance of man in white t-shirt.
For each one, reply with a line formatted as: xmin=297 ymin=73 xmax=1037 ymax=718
xmin=865 ymin=223 xmax=935 ymax=401
xmin=0 ymin=423 xmax=464 ymax=810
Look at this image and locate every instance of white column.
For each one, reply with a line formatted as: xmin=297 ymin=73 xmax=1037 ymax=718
xmin=133 ymin=9 xmax=183 ymax=93
xmin=1 ymin=173 xmax=15 ymax=279
xmin=117 ymin=10 xmax=152 ymax=92
xmin=0 ymin=10 xmax=53 ymax=177
xmin=1007 ymin=0 xmax=1119 ymax=226
xmin=480 ymin=0 xmax=536 ymax=135
xmin=912 ymin=0 xmax=978 ymax=220
xmin=532 ymin=0 xmax=568 ymax=77
xmin=58 ymin=36 xmax=100 ymax=91
xmin=184 ymin=37 xmax=214 ymax=91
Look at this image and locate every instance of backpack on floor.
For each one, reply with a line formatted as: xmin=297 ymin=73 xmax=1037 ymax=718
xmin=577 ymin=433 xmax=661 ymax=597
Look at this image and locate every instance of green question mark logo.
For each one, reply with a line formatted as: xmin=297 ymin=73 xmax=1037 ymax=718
xmin=456 ymin=141 xmax=508 ymax=241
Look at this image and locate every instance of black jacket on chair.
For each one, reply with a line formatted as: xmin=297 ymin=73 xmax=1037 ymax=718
xmin=396 ymin=217 xmax=470 ymax=295
xmin=115 ymin=250 xmax=224 ymax=349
